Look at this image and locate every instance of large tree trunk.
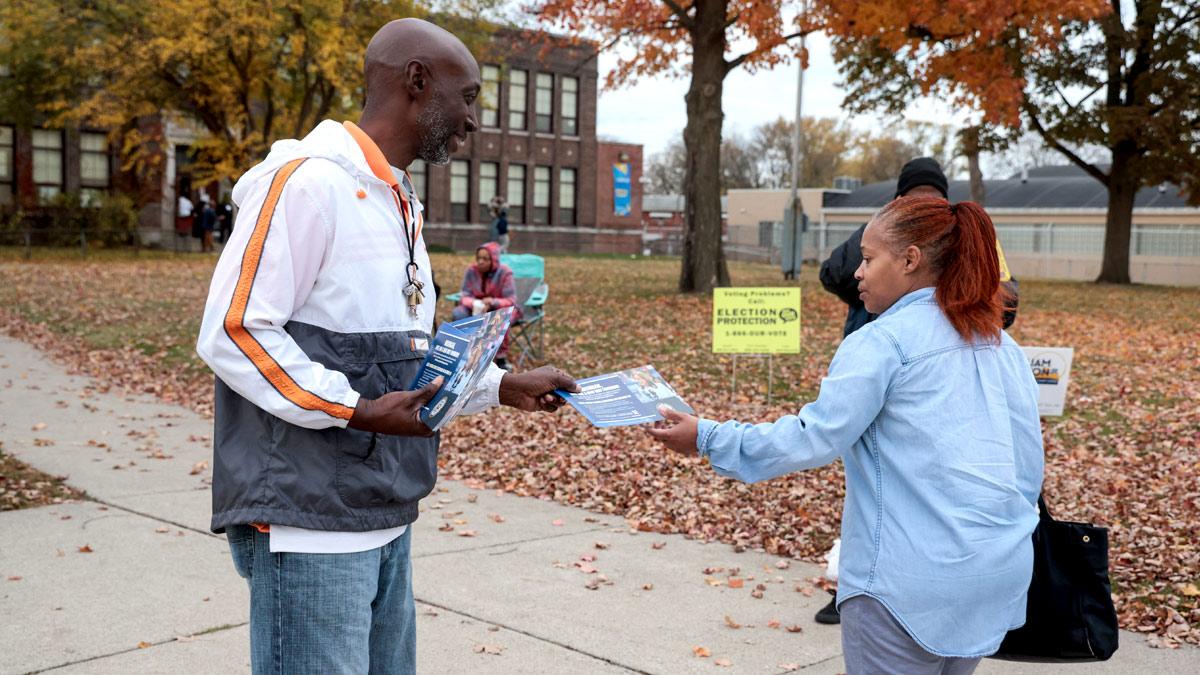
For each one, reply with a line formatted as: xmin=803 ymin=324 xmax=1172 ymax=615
xmin=679 ymin=0 xmax=730 ymax=293
xmin=1097 ymin=149 xmax=1137 ymax=284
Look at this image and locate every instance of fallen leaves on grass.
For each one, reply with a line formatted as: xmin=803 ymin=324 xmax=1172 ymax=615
xmin=2 ymin=256 xmax=1197 ymax=644
xmin=0 ymin=450 xmax=84 ymax=511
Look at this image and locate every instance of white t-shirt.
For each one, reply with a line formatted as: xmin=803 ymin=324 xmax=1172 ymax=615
xmin=269 ymin=523 xmax=408 ymax=554
xmin=178 ymin=196 xmax=194 ymax=217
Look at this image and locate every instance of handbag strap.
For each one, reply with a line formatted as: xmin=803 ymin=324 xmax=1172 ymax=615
xmin=1037 ymin=494 xmax=1054 ymax=521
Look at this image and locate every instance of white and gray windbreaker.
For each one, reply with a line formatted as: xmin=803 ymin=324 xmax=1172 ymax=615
xmin=197 ymin=120 xmax=503 ymax=533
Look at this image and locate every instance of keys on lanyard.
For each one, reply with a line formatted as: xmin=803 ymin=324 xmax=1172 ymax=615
xmin=393 ymin=186 xmax=423 ymax=320
xmin=402 ymin=262 xmax=425 ymax=318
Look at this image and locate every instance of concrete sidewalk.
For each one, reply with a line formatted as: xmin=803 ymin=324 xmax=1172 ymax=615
xmin=0 ymin=334 xmax=1195 ymax=674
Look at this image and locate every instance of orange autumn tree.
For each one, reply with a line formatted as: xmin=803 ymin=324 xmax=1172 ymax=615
xmin=818 ymin=0 xmax=1200 ymax=284
xmin=534 ymin=1 xmax=809 ymax=293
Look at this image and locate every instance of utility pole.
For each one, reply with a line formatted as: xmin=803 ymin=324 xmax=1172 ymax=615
xmin=785 ymin=1 xmax=807 ymax=280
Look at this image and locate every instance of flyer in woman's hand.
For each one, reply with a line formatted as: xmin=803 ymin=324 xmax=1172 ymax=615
xmin=409 ymin=307 xmax=514 ymax=431
xmin=556 ymin=365 xmax=693 ymax=427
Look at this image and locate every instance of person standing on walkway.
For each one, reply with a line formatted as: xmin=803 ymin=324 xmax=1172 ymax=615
xmin=196 ymin=18 xmax=577 ymax=674
xmin=495 ymin=205 xmax=509 ymax=252
xmin=175 ymin=191 xmax=194 ymax=241
xmin=650 ymin=196 xmax=1042 ymax=674
xmin=812 ymin=157 xmax=1021 ymax=625
xmin=198 ymin=194 xmax=216 ymax=252
xmin=216 ymin=195 xmax=234 ymax=244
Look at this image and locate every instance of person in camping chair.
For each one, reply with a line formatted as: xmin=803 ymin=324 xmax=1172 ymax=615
xmin=454 ymin=242 xmax=521 ymax=369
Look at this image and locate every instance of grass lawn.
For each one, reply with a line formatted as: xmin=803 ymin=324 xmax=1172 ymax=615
xmin=0 ymin=248 xmax=1197 ymax=644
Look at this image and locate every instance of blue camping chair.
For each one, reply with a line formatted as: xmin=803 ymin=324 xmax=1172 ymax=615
xmin=444 ymin=253 xmax=548 ymax=368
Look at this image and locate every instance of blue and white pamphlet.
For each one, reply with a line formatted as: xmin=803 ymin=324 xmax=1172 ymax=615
xmin=557 ymin=365 xmax=693 ymax=428
xmin=409 ymin=307 xmax=514 ymax=431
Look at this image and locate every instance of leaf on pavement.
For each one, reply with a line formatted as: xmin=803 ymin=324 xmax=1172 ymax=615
xmin=474 ymin=644 xmax=504 ymax=655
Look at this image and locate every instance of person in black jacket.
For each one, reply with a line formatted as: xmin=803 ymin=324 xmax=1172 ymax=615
xmin=812 ymin=157 xmax=1020 ymax=626
xmin=819 ymin=158 xmax=1018 ymax=338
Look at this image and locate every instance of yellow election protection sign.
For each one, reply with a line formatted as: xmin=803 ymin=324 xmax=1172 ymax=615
xmin=712 ymin=288 xmax=801 ymax=354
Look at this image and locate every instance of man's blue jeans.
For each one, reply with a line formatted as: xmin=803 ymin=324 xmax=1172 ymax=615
xmin=226 ymin=524 xmax=416 ymax=675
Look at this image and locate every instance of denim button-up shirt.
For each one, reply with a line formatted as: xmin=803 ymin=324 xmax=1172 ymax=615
xmin=697 ymin=287 xmax=1043 ymax=657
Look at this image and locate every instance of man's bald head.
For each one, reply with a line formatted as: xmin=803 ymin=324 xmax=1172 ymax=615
xmin=364 ymin=18 xmax=476 ymax=97
xmin=358 ymin=18 xmax=481 ymax=167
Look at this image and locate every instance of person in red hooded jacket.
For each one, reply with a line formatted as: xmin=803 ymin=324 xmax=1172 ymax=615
xmin=453 ymin=242 xmax=521 ymax=369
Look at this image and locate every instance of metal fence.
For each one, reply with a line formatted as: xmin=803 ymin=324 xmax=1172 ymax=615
xmin=724 ymin=221 xmax=1200 ymax=267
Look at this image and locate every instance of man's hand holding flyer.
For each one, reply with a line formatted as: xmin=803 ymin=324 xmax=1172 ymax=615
xmin=409 ymin=307 xmax=514 ymax=431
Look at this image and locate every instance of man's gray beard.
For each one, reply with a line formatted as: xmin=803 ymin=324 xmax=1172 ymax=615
xmin=415 ymin=105 xmax=455 ymax=166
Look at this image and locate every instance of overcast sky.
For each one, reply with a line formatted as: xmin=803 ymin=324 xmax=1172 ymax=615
xmin=594 ymin=31 xmax=969 ymax=162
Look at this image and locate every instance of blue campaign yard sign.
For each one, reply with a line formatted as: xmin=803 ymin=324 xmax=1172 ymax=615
xmin=612 ymin=162 xmax=631 ymax=216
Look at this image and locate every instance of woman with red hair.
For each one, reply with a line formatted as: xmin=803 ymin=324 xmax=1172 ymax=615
xmin=651 ymin=197 xmax=1043 ymax=674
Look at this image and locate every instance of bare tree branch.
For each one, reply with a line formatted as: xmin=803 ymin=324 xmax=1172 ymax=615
xmin=1023 ymin=102 xmax=1110 ymax=185
xmin=724 ymin=30 xmax=807 ymax=73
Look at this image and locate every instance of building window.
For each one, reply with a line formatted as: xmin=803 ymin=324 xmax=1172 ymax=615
xmin=532 ymin=166 xmax=551 ymax=224
xmin=406 ymin=159 xmax=427 ymax=205
xmin=506 ymin=164 xmax=525 ymax=224
xmin=561 ymin=76 xmax=578 ymax=136
xmin=450 ymin=160 xmax=470 ymax=222
xmin=478 ymin=161 xmax=499 ymax=222
xmin=535 ymin=73 xmax=554 ymax=133
xmin=79 ymin=132 xmax=111 ymax=206
xmin=508 ymin=69 xmax=527 ymax=130
xmin=480 ymin=65 xmax=500 ymax=128
xmin=32 ymin=129 xmax=64 ymax=202
xmin=0 ymin=126 xmax=13 ymax=206
xmin=559 ymin=167 xmax=576 ymax=225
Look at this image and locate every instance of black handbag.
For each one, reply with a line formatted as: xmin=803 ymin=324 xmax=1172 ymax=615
xmin=992 ymin=495 xmax=1120 ymax=661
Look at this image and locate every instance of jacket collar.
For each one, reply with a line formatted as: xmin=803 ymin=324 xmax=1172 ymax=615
xmin=878 ymin=286 xmax=936 ymax=320
xmin=343 ymin=120 xmax=401 ymax=189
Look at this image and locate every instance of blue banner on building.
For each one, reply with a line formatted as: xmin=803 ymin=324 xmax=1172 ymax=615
xmin=612 ymin=162 xmax=631 ymax=216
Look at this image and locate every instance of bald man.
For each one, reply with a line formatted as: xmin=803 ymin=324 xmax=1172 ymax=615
xmin=197 ymin=19 xmax=578 ymax=673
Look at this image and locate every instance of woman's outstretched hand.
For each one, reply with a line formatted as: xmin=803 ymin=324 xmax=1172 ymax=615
xmin=648 ymin=405 xmax=700 ymax=455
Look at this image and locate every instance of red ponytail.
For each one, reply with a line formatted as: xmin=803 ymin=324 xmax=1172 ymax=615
xmin=877 ymin=197 xmax=1006 ymax=343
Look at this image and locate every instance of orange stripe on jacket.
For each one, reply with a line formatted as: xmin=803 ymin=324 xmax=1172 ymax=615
xmin=222 ymin=157 xmax=356 ymax=421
